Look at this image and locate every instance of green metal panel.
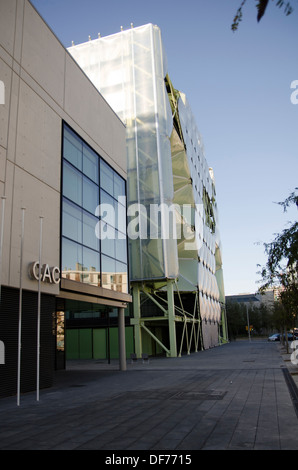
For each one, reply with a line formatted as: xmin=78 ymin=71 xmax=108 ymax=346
xmin=93 ymin=329 xmax=106 ymax=359
xmin=125 ymin=326 xmax=135 ymax=358
xmin=141 ymin=328 xmax=154 ymax=355
xmin=109 ymin=327 xmax=119 ymax=359
xmin=66 ymin=329 xmax=79 ymax=359
xmin=109 ymin=326 xmax=135 ymax=359
xmin=66 ymin=327 xmax=134 ymax=360
xmin=79 ymin=329 xmax=92 ymax=359
xmin=155 ymin=328 xmax=164 ymax=355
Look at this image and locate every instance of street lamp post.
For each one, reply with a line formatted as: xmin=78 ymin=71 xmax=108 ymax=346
xmin=246 ymin=304 xmax=251 ymax=342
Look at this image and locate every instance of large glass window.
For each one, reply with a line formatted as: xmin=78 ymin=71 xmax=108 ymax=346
xmin=63 ymin=126 xmax=83 ymax=170
xmin=61 ymin=122 xmax=128 ymax=293
xmin=63 ymin=161 xmax=82 ymax=206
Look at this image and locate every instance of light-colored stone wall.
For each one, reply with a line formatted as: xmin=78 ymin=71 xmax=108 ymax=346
xmin=0 ymin=0 xmax=126 ymax=294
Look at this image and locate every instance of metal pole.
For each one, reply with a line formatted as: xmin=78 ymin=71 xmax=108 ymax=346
xmin=246 ymin=304 xmax=251 ymax=342
xmin=118 ymin=307 xmax=126 ymax=371
xmin=167 ymin=280 xmax=177 ymax=357
xmin=107 ymin=310 xmax=110 ymax=364
xmin=132 ymin=284 xmax=142 ymax=358
xmin=0 ymin=196 xmax=6 ymax=309
xmin=17 ymin=207 xmax=26 ymax=406
xmin=36 ymin=216 xmax=43 ymax=402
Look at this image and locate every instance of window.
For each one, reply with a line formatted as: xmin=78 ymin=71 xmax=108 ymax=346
xmin=61 ymin=123 xmax=128 ymax=293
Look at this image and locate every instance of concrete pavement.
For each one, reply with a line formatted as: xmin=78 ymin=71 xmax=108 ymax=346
xmin=0 ymin=339 xmax=298 ymax=451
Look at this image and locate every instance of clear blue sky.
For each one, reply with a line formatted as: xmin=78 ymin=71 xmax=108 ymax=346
xmin=31 ymin=0 xmax=298 ymax=295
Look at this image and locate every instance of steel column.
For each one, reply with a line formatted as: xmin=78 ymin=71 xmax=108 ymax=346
xmin=167 ymin=280 xmax=177 ymax=357
xmin=132 ymin=284 xmax=142 ymax=358
xmin=118 ymin=307 xmax=127 ymax=371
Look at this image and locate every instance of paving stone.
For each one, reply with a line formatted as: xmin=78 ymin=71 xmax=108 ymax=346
xmin=0 ymin=341 xmax=298 ymax=450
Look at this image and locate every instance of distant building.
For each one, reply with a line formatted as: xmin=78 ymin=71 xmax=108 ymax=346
xmin=226 ymin=293 xmax=262 ymax=306
xmin=226 ymin=288 xmax=280 ymax=309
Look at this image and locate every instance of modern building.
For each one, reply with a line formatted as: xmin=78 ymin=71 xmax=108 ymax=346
xmin=0 ymin=0 xmax=131 ymax=399
xmin=226 ymin=289 xmax=280 ymax=309
xmin=69 ymin=23 xmax=228 ymax=357
xmin=0 ymin=1 xmax=228 ymax=400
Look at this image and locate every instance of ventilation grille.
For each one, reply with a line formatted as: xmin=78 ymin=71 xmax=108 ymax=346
xmin=0 ymin=287 xmax=55 ymax=398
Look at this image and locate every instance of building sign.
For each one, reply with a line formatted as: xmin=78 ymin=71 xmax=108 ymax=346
xmin=29 ymin=261 xmax=60 ymax=284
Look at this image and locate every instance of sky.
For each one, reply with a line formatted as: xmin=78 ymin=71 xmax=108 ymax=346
xmin=31 ymin=0 xmax=298 ymax=296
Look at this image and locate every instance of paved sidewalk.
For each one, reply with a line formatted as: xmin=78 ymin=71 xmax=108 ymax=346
xmin=0 ymin=340 xmax=298 ymax=451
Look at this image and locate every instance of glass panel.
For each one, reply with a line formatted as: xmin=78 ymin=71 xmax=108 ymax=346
xmin=114 ymin=173 xmax=126 ymax=200
xmin=115 ymin=261 xmax=128 ymax=293
xmin=101 ymin=236 xmax=115 ymax=258
xmin=62 ymin=124 xmax=128 ymax=290
xmin=63 ymin=126 xmax=83 ymax=171
xmin=83 ymin=176 xmax=99 ymax=214
xmin=61 ymin=237 xmax=83 ymax=282
xmin=82 ymin=247 xmax=100 ymax=286
xmin=101 ymin=255 xmax=116 ymax=291
xmin=115 ymin=236 xmax=127 ymax=263
xmin=100 ymin=190 xmax=116 ymax=228
xmin=100 ymin=160 xmax=113 ymax=196
xmin=116 ymin=202 xmax=127 ymax=235
xmin=83 ymin=144 xmax=99 ymax=183
xmin=63 ymin=162 xmax=82 ymax=206
xmin=83 ymin=211 xmax=99 ymax=250
xmin=62 ymin=199 xmax=82 ymax=243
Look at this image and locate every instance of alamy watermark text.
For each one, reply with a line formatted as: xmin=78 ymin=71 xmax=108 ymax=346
xmin=95 ymin=199 xmax=204 ymax=251
xmin=290 ymin=80 xmax=298 ymax=104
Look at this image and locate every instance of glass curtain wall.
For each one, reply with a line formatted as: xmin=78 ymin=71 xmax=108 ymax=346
xmin=61 ymin=122 xmax=128 ymax=293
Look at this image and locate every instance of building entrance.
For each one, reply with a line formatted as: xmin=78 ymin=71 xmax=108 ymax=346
xmin=55 ymin=299 xmax=133 ymax=368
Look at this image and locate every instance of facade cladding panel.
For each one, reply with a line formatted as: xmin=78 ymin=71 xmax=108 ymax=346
xmin=0 ymin=0 xmax=129 ymax=398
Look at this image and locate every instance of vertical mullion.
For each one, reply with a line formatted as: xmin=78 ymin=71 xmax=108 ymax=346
xmin=81 ymin=141 xmax=84 ymax=274
xmin=99 ymin=158 xmax=102 ymax=287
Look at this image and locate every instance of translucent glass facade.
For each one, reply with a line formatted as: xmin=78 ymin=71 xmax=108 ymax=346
xmin=69 ymin=24 xmax=178 ymax=282
xmin=68 ymin=24 xmax=227 ymax=349
xmin=61 ymin=123 xmax=128 ymax=293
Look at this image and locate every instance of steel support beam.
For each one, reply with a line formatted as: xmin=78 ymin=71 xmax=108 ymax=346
xmin=131 ymin=281 xmax=206 ymax=358
xmin=118 ymin=307 xmax=127 ymax=371
xmin=141 ymin=323 xmax=170 ymax=356
xmin=132 ymin=284 xmax=142 ymax=358
xmin=167 ymin=280 xmax=177 ymax=357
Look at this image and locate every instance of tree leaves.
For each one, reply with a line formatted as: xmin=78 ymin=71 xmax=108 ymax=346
xmin=232 ymin=0 xmax=294 ymax=31
xmin=258 ymin=189 xmax=298 ymax=322
xmin=276 ymin=0 xmax=294 ymax=16
xmin=231 ymin=0 xmax=247 ymax=31
xmin=256 ymin=0 xmax=269 ymax=22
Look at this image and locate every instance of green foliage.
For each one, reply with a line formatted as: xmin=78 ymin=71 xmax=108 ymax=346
xmin=232 ymin=0 xmax=294 ymax=31
xmin=249 ymin=303 xmax=275 ymax=332
xmin=259 ymin=189 xmax=297 ymax=289
xmin=271 ymin=300 xmax=294 ymax=331
xmin=258 ymin=188 xmax=298 ymax=328
xmin=226 ymin=300 xmax=247 ymax=338
xmin=232 ymin=0 xmax=247 ymax=31
xmin=226 ymin=300 xmax=274 ymax=338
xmin=256 ymin=0 xmax=270 ymax=21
